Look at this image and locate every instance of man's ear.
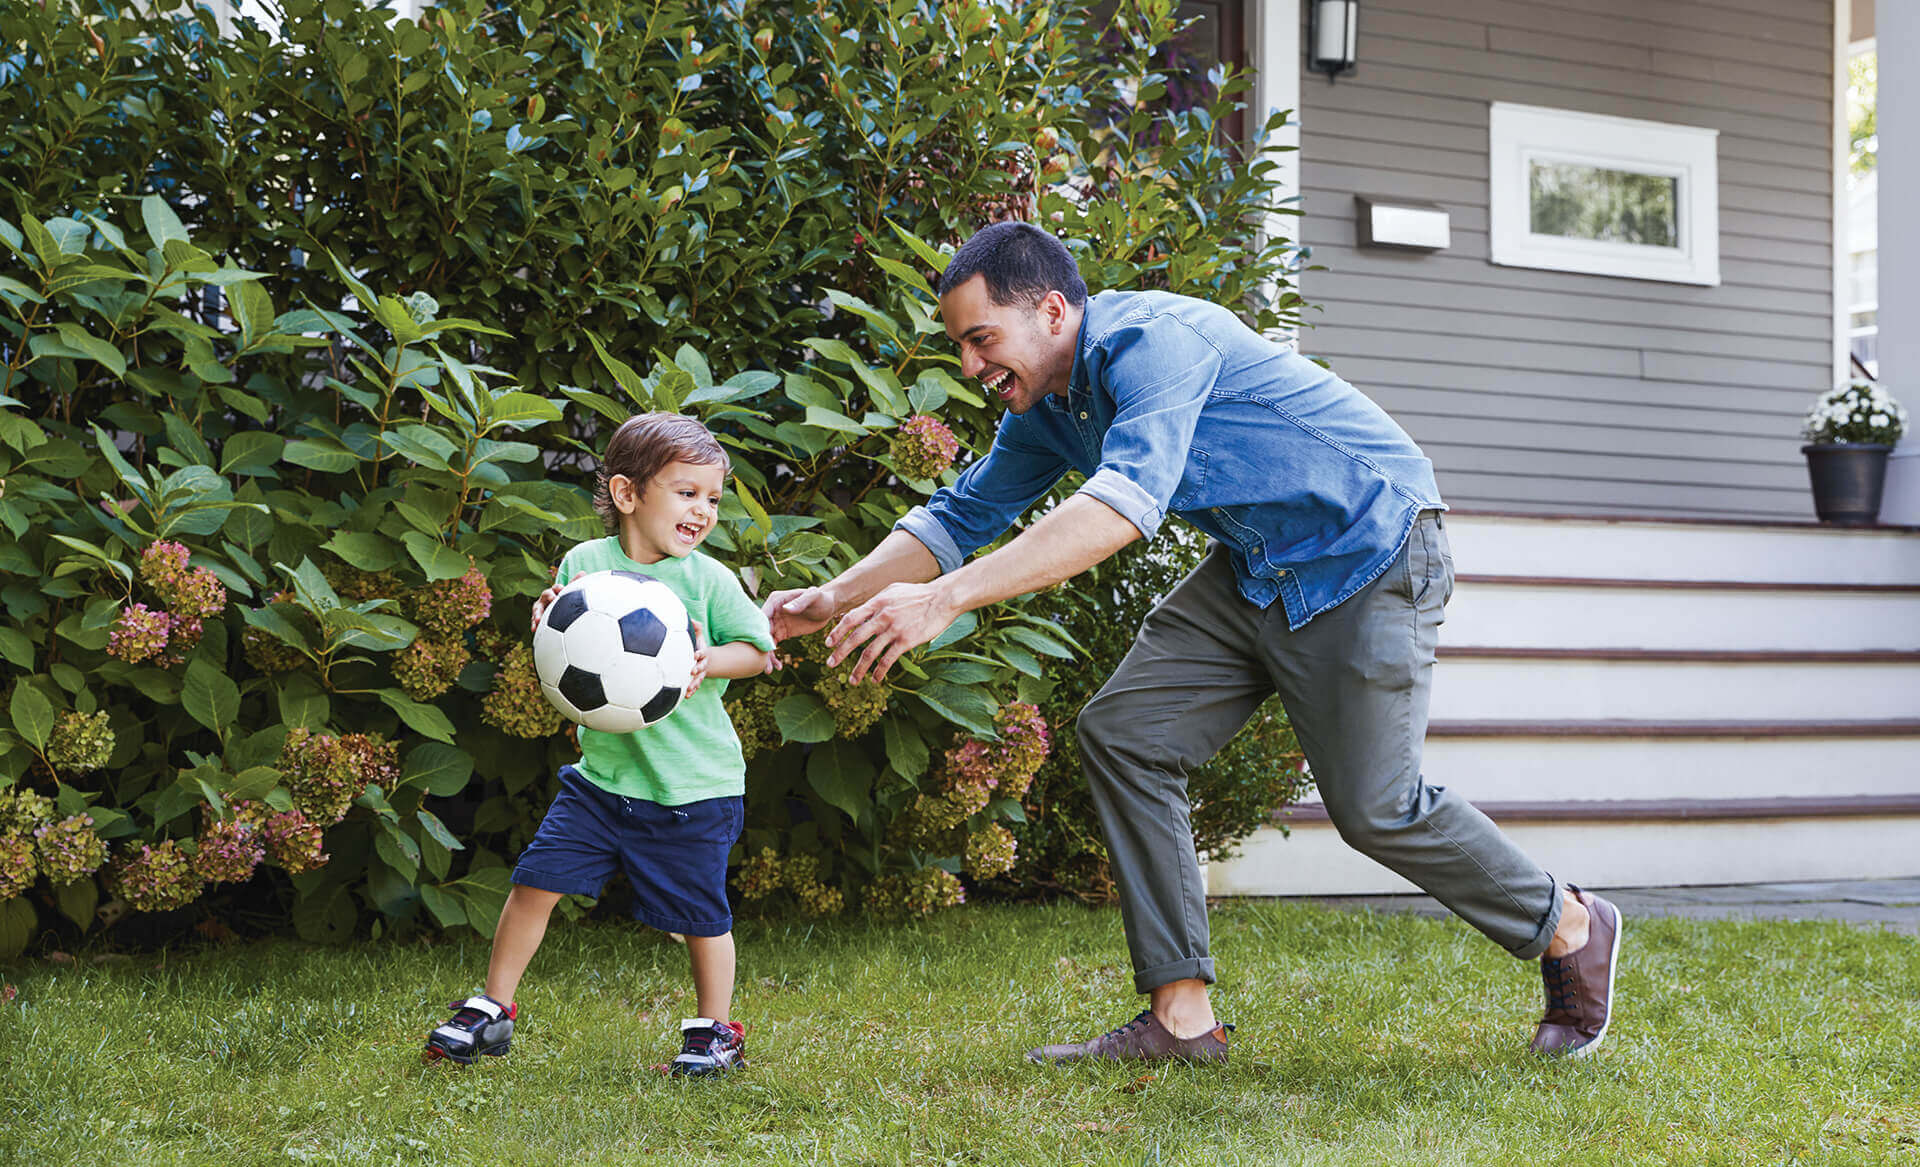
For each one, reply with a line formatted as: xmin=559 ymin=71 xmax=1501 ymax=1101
xmin=1044 ymin=289 xmax=1070 ymax=334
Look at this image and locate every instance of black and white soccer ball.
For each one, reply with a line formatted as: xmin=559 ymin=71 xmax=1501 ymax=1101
xmin=532 ymin=571 xmax=698 ymax=733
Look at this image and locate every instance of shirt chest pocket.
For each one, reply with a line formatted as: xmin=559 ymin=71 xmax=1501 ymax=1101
xmin=1170 ymin=447 xmax=1211 ymax=510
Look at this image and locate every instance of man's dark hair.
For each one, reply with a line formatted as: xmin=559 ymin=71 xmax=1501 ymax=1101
xmin=936 ymin=221 xmax=1088 ymax=307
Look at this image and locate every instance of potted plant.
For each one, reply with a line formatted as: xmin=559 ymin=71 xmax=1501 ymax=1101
xmin=1800 ymin=379 xmax=1909 ymax=525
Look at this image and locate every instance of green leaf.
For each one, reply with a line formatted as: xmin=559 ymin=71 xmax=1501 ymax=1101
xmin=0 ymin=897 xmax=36 ymax=959
xmin=485 ymin=392 xmax=563 ymax=427
xmin=54 ymin=876 xmax=98 ymax=931
xmin=229 ymin=278 xmax=275 ymax=340
xmin=376 ymin=688 xmax=456 ymax=743
xmin=447 ymin=866 xmax=511 ymax=938
xmin=183 ymin=658 xmax=240 ymax=735
xmin=870 ymin=255 xmax=936 ymax=299
xmin=403 ymin=532 xmax=470 ymax=581
xmin=1004 ymin=626 xmax=1075 ymax=659
xmin=277 ymin=675 xmax=330 ymax=730
xmin=375 ymin=817 xmax=421 ymax=882
xmin=774 ymin=693 xmax=836 ymax=743
xmin=913 ymin=682 xmax=998 ymax=736
xmin=0 ymin=627 xmax=34 ymax=670
xmin=887 ymin=218 xmax=953 ymax=274
xmin=323 ymin=531 xmax=398 ymax=572
xmin=9 ymin=682 xmax=55 ymax=751
xmin=244 ymin=603 xmax=312 ymax=652
xmin=802 ymin=405 xmax=868 ymax=434
xmin=883 ymin=716 xmax=929 ymax=780
xmin=586 ymin=332 xmax=653 ymax=408
xmin=382 ymin=425 xmax=459 ymax=471
xmin=283 ymin=437 xmax=361 ymax=472
xmin=415 ymin=807 xmax=465 ymax=852
xmin=400 ymin=742 xmax=473 ymax=796
xmin=286 ymin=558 xmax=341 ymax=613
xmin=219 ymin=431 xmax=285 ymax=476
xmin=141 ymin=195 xmax=188 ymax=248
xmin=928 ymin=611 xmax=978 ymax=651
xmin=806 ymin=738 xmax=874 ymax=822
xmin=292 ymin=884 xmax=357 ymax=944
xmin=419 ymin=883 xmax=467 ymax=929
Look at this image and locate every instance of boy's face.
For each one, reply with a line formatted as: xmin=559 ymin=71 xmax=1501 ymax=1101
xmin=608 ymin=459 xmax=726 ymax=563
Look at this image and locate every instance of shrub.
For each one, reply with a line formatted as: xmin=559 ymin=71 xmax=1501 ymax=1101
xmin=0 ymin=0 xmax=1304 ymax=954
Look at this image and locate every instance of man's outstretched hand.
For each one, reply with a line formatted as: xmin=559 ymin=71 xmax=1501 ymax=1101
xmin=826 ymin=581 xmax=957 ymax=684
xmin=762 ymin=586 xmax=839 ymax=646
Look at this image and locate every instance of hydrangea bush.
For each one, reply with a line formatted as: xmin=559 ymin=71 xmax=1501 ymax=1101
xmin=0 ymin=0 xmax=1307 ymax=953
xmin=1802 ymin=380 xmax=1908 ymax=446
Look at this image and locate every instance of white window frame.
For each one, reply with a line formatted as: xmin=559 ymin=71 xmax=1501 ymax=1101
xmin=1489 ymin=102 xmax=1720 ymax=286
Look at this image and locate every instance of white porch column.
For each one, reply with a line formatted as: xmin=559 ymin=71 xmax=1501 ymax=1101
xmin=1879 ymin=0 xmax=1920 ymax=523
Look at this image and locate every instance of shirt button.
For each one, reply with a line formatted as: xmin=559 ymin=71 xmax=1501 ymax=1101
xmin=1078 ymin=411 xmax=1089 ymax=420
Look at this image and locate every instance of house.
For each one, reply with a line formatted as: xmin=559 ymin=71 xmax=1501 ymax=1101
xmin=183 ymin=0 xmax=1917 ymax=893
xmin=1193 ymin=0 xmax=1920 ymax=895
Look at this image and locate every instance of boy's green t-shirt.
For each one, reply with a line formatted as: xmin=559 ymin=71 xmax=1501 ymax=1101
xmin=555 ymin=538 xmax=775 ymax=805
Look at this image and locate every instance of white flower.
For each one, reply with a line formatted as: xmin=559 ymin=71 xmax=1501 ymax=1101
xmin=1872 ymin=414 xmax=1889 ymax=426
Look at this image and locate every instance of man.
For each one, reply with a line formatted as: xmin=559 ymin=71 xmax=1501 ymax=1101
xmin=763 ymin=221 xmax=1620 ymax=1064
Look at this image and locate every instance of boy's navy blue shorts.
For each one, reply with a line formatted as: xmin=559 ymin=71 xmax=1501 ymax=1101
xmin=511 ymin=766 xmax=742 ymax=937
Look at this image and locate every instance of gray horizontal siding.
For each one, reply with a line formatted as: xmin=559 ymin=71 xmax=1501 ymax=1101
xmin=1298 ymin=0 xmax=1835 ymax=519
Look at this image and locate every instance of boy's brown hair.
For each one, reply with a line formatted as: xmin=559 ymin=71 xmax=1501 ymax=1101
xmin=593 ymin=412 xmax=731 ymax=531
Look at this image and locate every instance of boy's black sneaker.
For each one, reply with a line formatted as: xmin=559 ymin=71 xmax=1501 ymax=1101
xmin=665 ymin=1017 xmax=747 ymax=1077
xmin=423 ymin=994 xmax=516 ymax=1065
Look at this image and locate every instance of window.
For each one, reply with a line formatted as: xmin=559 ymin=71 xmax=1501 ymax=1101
xmin=1489 ymin=103 xmax=1720 ymax=285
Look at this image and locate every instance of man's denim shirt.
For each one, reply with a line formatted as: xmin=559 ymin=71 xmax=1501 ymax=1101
xmin=895 ymin=289 xmax=1444 ymax=631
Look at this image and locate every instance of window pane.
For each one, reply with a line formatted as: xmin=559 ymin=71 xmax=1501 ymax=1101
xmin=1528 ymin=162 xmax=1680 ymax=248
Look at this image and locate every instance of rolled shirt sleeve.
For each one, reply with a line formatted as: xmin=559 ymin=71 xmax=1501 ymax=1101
xmin=1075 ymin=315 xmax=1223 ymax=541
xmin=894 ymin=411 xmax=1069 ymax=574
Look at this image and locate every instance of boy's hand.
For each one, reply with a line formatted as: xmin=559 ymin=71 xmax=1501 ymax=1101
xmin=685 ymin=645 xmax=711 ymax=698
xmin=530 ymin=584 xmax=561 ymax=633
xmin=685 ymin=620 xmax=709 ymax=697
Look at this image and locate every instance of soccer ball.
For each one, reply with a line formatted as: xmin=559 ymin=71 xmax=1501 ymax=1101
xmin=532 ymin=571 xmax=698 ymax=733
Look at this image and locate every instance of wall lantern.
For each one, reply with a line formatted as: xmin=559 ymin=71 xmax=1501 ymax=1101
xmin=1309 ymin=0 xmax=1358 ymax=81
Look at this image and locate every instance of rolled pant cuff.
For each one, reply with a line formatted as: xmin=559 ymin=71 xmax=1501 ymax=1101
xmin=1133 ymin=956 xmax=1215 ymax=995
xmin=1506 ymin=876 xmax=1564 ymax=961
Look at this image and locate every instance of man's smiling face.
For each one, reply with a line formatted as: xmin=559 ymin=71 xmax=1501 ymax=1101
xmin=939 ymin=274 xmax=1078 ymax=415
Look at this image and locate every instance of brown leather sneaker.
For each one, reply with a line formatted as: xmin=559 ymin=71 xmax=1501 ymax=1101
xmin=1531 ymin=886 xmax=1622 ymax=1057
xmin=1027 ymin=1010 xmax=1233 ymax=1065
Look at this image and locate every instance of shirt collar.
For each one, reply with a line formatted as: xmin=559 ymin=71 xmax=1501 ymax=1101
xmin=1065 ymin=293 xmax=1098 ymax=404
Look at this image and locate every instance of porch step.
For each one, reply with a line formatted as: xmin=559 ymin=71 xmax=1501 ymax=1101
xmin=1429 ymin=652 xmax=1920 ymax=722
xmin=1445 ymin=576 xmax=1920 ymax=652
xmin=1207 ymin=511 xmax=1920 ymax=897
xmin=1366 ymin=722 xmax=1920 ymax=805
xmin=1210 ymin=815 xmax=1920 ymax=896
xmin=1443 ymin=511 xmax=1920 ymax=585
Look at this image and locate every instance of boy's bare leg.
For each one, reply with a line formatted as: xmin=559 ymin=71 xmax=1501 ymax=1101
xmin=687 ymin=932 xmax=735 ymax=1021
xmin=484 ymin=885 xmax=564 ymax=1003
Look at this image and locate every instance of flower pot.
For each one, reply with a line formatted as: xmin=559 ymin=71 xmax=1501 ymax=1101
xmin=1802 ymin=442 xmax=1893 ymax=526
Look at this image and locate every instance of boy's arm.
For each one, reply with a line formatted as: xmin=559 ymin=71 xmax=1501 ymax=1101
xmin=703 ymin=640 xmax=775 ymax=680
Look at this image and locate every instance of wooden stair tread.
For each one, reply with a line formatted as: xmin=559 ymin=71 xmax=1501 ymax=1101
xmin=1428 ymin=719 xmax=1920 ymax=738
xmin=1437 ymin=647 xmax=1920 ymax=663
xmin=1454 ymin=574 xmax=1920 ymax=594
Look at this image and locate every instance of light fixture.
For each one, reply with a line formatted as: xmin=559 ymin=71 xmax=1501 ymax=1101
xmin=1309 ymin=0 xmax=1358 ymax=82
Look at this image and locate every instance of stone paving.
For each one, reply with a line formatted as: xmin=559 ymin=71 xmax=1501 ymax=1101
xmin=1307 ymin=878 xmax=1920 ymax=935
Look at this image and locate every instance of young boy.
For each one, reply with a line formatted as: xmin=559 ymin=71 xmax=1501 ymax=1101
xmin=424 ymin=412 xmax=777 ymax=1077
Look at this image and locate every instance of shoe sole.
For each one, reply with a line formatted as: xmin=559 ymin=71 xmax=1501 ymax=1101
xmin=664 ymin=1056 xmax=747 ymax=1078
xmin=1566 ymin=901 xmax=1623 ymax=1060
xmin=422 ymin=1039 xmax=511 ymax=1066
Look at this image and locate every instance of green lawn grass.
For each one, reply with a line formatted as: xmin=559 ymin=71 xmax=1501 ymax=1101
xmin=3 ymin=900 xmax=1917 ymax=1165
